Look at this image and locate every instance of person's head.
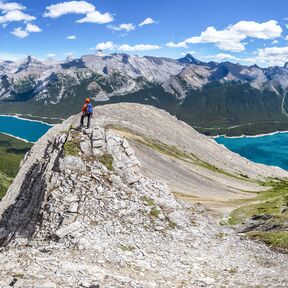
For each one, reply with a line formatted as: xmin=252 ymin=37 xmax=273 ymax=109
xmin=85 ymin=98 xmax=90 ymax=103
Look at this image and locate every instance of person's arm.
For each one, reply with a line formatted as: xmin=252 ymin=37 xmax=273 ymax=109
xmin=82 ymin=104 xmax=86 ymax=113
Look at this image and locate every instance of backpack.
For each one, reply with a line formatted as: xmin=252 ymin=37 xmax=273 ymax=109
xmin=86 ymin=103 xmax=93 ymax=114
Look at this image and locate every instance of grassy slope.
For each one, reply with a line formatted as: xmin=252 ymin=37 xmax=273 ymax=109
xmin=227 ymin=180 xmax=288 ymax=250
xmin=0 ymin=133 xmax=32 ymax=199
xmin=0 ymin=171 xmax=13 ymax=200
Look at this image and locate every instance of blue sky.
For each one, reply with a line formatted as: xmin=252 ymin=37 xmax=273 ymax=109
xmin=0 ymin=0 xmax=288 ymax=66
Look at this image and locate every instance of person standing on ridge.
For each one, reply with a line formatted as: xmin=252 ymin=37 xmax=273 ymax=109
xmin=80 ymin=98 xmax=93 ymax=128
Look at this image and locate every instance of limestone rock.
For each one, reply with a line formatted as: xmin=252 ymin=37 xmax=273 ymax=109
xmin=0 ymin=104 xmax=287 ymax=287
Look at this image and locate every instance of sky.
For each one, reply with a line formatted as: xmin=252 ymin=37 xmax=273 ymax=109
xmin=0 ymin=0 xmax=288 ymax=67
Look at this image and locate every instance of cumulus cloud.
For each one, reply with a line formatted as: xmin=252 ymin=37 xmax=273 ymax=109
xmin=118 ymin=44 xmax=161 ymax=52
xmin=0 ymin=9 xmax=35 ymax=24
xmin=206 ymin=47 xmax=288 ymax=66
xmin=0 ymin=1 xmax=25 ymax=13
xmin=95 ymin=41 xmax=115 ymax=50
xmin=166 ymin=41 xmax=188 ymax=48
xmin=205 ymin=53 xmax=239 ymax=61
xmin=171 ymin=20 xmax=282 ymax=52
xmin=108 ymin=23 xmax=136 ymax=32
xmin=44 ymin=1 xmax=94 ymax=18
xmin=76 ymin=11 xmax=113 ymax=24
xmin=11 ymin=27 xmax=28 ymax=38
xmin=25 ymin=23 xmax=41 ymax=33
xmin=44 ymin=1 xmax=113 ymax=24
xmin=11 ymin=23 xmax=41 ymax=38
xmin=67 ymin=35 xmax=77 ymax=40
xmin=255 ymin=46 xmax=288 ymax=66
xmin=139 ymin=17 xmax=156 ymax=27
xmin=94 ymin=41 xmax=160 ymax=52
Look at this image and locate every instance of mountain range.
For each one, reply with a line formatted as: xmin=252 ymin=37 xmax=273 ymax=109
xmin=1 ymin=53 xmax=288 ymax=135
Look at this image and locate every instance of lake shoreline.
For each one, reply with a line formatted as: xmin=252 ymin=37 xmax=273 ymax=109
xmin=212 ymin=130 xmax=288 ymax=139
xmin=0 ymin=132 xmax=32 ymax=143
xmin=0 ymin=114 xmax=55 ymax=126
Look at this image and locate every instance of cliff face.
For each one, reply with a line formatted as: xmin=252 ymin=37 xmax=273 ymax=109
xmin=0 ymin=104 xmax=287 ymax=287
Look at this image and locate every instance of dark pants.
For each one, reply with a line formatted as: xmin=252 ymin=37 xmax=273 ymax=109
xmin=80 ymin=113 xmax=92 ymax=128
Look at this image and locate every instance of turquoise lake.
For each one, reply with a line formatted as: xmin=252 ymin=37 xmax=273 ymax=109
xmin=0 ymin=116 xmax=52 ymax=143
xmin=216 ymin=133 xmax=288 ymax=170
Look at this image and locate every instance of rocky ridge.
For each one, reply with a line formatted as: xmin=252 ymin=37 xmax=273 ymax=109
xmin=0 ymin=104 xmax=287 ymax=287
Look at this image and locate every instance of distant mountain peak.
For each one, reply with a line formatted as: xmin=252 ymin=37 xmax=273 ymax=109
xmin=178 ymin=54 xmax=203 ymax=65
xmin=284 ymin=62 xmax=288 ymax=69
xmin=251 ymin=64 xmax=260 ymax=69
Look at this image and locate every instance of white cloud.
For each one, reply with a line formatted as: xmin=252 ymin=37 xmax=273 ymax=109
xmin=44 ymin=1 xmax=113 ymax=24
xmin=171 ymin=20 xmax=282 ymax=52
xmin=95 ymin=41 xmax=115 ymax=50
xmin=76 ymin=11 xmax=113 ymax=24
xmin=204 ymin=48 xmax=288 ymax=67
xmin=94 ymin=42 xmax=160 ymax=52
xmin=118 ymin=44 xmax=161 ymax=52
xmin=67 ymin=35 xmax=77 ymax=40
xmin=25 ymin=23 xmax=41 ymax=33
xmin=44 ymin=1 xmax=94 ymax=18
xmin=166 ymin=41 xmax=188 ymax=48
xmin=206 ymin=53 xmax=238 ymax=61
xmin=119 ymin=23 xmax=135 ymax=31
xmin=216 ymin=41 xmax=246 ymax=52
xmin=272 ymin=40 xmax=279 ymax=44
xmin=0 ymin=1 xmax=25 ymax=13
xmin=0 ymin=9 xmax=35 ymax=24
xmin=139 ymin=17 xmax=156 ymax=27
xmin=255 ymin=46 xmax=288 ymax=66
xmin=232 ymin=20 xmax=282 ymax=39
xmin=11 ymin=27 xmax=28 ymax=38
xmin=108 ymin=23 xmax=135 ymax=32
xmin=47 ymin=53 xmax=56 ymax=57
xmin=10 ymin=22 xmax=42 ymax=39
xmin=285 ymin=36 xmax=288 ymax=40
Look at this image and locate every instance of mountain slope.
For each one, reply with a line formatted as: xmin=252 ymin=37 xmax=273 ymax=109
xmin=1 ymin=54 xmax=288 ymax=135
xmin=0 ymin=104 xmax=287 ymax=287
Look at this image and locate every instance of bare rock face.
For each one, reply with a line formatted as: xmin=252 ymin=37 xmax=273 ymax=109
xmin=0 ymin=127 xmax=188 ymax=245
xmin=0 ymin=126 xmax=216 ymax=287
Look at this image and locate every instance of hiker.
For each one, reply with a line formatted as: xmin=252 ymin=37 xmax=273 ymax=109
xmin=80 ymin=98 xmax=93 ymax=128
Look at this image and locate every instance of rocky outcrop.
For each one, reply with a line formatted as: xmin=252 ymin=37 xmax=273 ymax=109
xmin=0 ymin=104 xmax=287 ymax=287
xmin=0 ymin=126 xmax=192 ymax=245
